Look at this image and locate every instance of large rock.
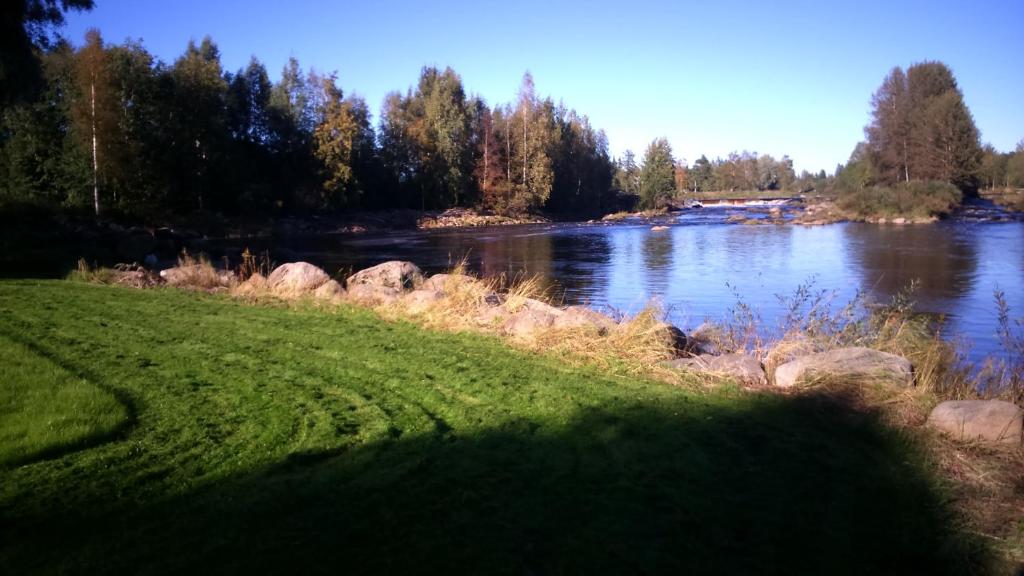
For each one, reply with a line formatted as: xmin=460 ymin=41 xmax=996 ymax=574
xmin=347 ymin=261 xmax=423 ymax=291
xmin=686 ymin=322 xmax=725 ymax=356
xmin=346 ymin=283 xmax=400 ymax=306
xmin=504 ymin=300 xmax=563 ymax=339
xmin=401 ymin=289 xmax=445 ymax=314
xmin=927 ymin=400 xmax=1022 ymax=446
xmin=552 ymin=306 xmax=617 ymax=335
xmin=421 ymin=273 xmax=477 ymax=293
xmin=653 ymin=322 xmax=689 ymax=357
xmin=773 ymin=347 xmax=913 ymax=388
xmin=664 ymin=353 xmax=767 ymax=386
xmin=267 ymin=262 xmax=330 ymax=296
xmin=475 ymin=303 xmax=512 ymax=327
xmin=313 ymin=279 xmax=345 ymax=301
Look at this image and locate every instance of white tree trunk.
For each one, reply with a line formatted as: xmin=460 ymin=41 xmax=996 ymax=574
xmin=91 ymin=80 xmax=100 ymax=217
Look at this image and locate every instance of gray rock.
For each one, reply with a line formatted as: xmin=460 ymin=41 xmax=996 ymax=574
xmin=346 ymin=283 xmax=400 ymax=305
xmin=347 ymin=261 xmax=423 ymax=291
xmin=313 ymin=279 xmax=346 ymax=301
xmin=267 ymin=262 xmax=330 ymax=296
xmin=421 ymin=273 xmax=477 ymax=292
xmin=773 ymin=347 xmax=913 ymax=388
xmin=653 ymin=322 xmax=688 ymax=357
xmin=927 ymin=400 xmax=1022 ymax=446
xmin=504 ymin=304 xmax=562 ymax=339
xmin=552 ymin=306 xmax=617 ymax=334
xmin=664 ymin=353 xmax=767 ymax=386
xmin=475 ymin=303 xmax=511 ymax=327
xmin=686 ymin=322 xmax=725 ymax=356
xmin=401 ymin=289 xmax=445 ymax=313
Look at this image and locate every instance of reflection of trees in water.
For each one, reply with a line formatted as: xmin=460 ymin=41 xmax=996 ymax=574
xmin=844 ymin=224 xmax=978 ymax=307
xmin=642 ymin=231 xmax=674 ymax=296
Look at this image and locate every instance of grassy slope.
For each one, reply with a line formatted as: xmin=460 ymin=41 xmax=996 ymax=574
xmin=0 ymin=281 xmax=992 ymax=574
xmin=0 ymin=334 xmax=127 ymax=467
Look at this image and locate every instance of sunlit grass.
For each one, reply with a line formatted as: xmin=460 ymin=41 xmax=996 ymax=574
xmin=0 ymin=333 xmax=127 ymax=467
xmin=0 ymin=280 xmax=998 ymax=573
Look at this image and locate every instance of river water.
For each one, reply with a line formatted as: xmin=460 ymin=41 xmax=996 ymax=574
xmin=269 ymin=201 xmax=1024 ymax=363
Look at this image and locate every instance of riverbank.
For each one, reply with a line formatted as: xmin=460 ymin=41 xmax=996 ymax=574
xmin=1 ymin=278 xmax=1017 ymax=573
xmin=59 ymin=255 xmax=1024 ymax=568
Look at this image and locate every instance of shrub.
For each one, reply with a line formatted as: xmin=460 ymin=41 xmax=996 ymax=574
xmin=837 ymin=181 xmax=962 ymax=219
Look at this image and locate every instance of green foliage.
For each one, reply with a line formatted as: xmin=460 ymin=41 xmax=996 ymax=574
xmin=0 ymin=280 xmax=994 ymax=573
xmin=865 ymin=61 xmax=982 ymax=192
xmin=0 ymin=0 xmax=94 ymax=105
xmin=638 ymin=137 xmax=675 ymax=208
xmin=837 ymin=180 xmax=962 ymax=219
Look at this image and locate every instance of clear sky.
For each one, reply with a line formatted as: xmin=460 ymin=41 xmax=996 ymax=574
xmin=63 ymin=0 xmax=1023 ymax=174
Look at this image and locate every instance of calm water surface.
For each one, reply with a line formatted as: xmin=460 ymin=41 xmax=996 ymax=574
xmin=267 ymin=205 xmax=1024 ymax=362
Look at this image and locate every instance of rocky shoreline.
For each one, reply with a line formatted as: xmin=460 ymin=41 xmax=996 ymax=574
xmin=102 ymin=256 xmax=1023 ymax=450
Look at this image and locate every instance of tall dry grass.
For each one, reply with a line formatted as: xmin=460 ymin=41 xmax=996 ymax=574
xmin=710 ymin=278 xmax=1023 ymax=403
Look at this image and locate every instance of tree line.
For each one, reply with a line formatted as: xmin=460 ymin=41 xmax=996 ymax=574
xmin=0 ymin=30 xmax=619 ymax=219
xmin=613 ymin=143 xmax=803 ymax=209
xmin=838 ymin=60 xmax=1024 ymax=194
xmin=4 ymin=3 xmax=1022 ymax=221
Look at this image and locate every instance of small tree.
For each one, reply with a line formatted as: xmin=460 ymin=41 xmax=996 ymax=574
xmin=638 ymin=138 xmax=675 ymax=209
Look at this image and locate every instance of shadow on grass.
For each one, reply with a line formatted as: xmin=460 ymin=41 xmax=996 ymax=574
xmin=0 ymin=330 xmax=139 ymax=469
xmin=3 ymin=392 xmax=995 ymax=575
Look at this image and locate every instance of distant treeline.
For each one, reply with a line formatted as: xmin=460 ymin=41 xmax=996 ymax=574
xmin=3 ymin=2 xmax=1022 ymax=222
xmin=0 ymin=29 xmax=628 ymax=219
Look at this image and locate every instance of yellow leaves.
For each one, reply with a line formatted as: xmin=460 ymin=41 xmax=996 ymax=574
xmin=312 ymin=80 xmax=358 ymax=201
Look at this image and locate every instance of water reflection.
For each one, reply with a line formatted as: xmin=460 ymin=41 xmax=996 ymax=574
xmin=843 ymin=223 xmax=978 ymax=306
xmin=217 ymin=213 xmax=1023 ymax=362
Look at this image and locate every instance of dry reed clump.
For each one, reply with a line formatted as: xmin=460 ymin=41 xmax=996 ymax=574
xmin=237 ymin=248 xmax=275 ymax=281
xmin=68 ymin=259 xmax=162 ymax=288
xmin=167 ymin=250 xmax=234 ymax=291
xmin=374 ymin=263 xmax=701 ymax=385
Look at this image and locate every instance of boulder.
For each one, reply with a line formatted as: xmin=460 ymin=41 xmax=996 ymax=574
xmin=475 ymin=303 xmax=512 ymax=327
xmin=653 ymin=322 xmax=688 ymax=357
xmin=347 ymin=261 xmax=423 ymax=291
xmin=552 ymin=306 xmax=617 ymax=334
xmin=346 ymin=283 xmax=400 ymax=306
xmin=313 ymin=279 xmax=345 ymax=301
xmin=401 ymin=289 xmax=445 ymax=313
xmin=504 ymin=306 xmax=561 ymax=339
xmin=421 ymin=273 xmax=477 ymax=292
xmin=773 ymin=347 xmax=913 ymax=388
xmin=664 ymin=353 xmax=767 ymax=386
xmin=267 ymin=262 xmax=330 ymax=296
xmin=927 ymin=400 xmax=1022 ymax=446
xmin=686 ymin=322 xmax=725 ymax=356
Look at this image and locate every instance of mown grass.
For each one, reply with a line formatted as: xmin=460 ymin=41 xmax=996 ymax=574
xmin=0 ymin=334 xmax=128 ymax=468
xmin=0 ymin=280 xmax=1000 ymax=574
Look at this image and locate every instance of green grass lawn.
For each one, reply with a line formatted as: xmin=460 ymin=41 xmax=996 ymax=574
xmin=0 ymin=281 xmax=993 ymax=574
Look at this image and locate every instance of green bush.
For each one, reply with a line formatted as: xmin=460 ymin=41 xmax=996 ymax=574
xmin=837 ymin=181 xmax=962 ymax=219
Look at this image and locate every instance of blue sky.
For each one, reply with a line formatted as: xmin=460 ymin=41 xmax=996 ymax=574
xmin=64 ymin=0 xmax=1023 ymax=174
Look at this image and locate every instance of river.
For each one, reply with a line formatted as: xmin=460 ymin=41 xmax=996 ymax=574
xmin=258 ymin=201 xmax=1024 ymax=363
